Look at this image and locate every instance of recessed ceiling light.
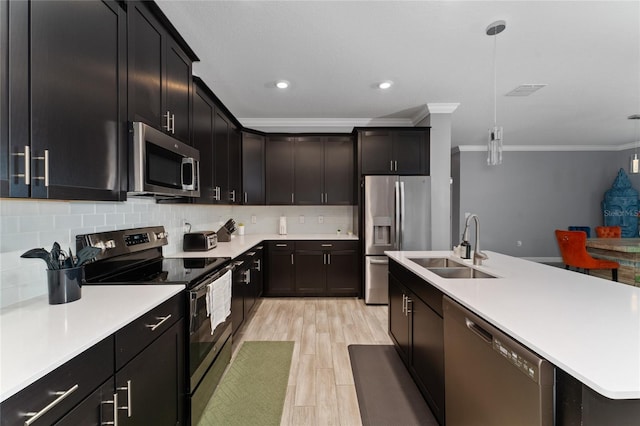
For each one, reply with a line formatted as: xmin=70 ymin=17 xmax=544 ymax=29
xmin=378 ymin=81 xmax=393 ymax=90
xmin=275 ymin=80 xmax=290 ymax=89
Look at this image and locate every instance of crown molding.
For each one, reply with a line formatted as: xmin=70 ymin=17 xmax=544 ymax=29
xmin=238 ymin=117 xmax=414 ymax=130
xmin=410 ymin=105 xmax=430 ymax=125
xmin=426 ymin=103 xmax=460 ymax=114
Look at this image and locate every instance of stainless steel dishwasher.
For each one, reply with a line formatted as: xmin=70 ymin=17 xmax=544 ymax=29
xmin=443 ymin=296 xmax=555 ymax=426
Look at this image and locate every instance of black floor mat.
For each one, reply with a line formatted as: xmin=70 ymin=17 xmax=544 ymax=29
xmin=348 ymin=344 xmax=439 ymax=426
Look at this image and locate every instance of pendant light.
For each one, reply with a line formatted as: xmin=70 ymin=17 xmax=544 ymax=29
xmin=630 ymin=114 xmax=640 ymax=174
xmin=486 ymin=20 xmax=506 ymax=166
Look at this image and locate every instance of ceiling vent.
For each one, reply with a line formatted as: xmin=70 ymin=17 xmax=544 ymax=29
xmin=505 ymin=84 xmax=547 ymax=96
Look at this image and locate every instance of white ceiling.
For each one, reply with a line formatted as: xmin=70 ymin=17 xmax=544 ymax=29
xmin=156 ymin=0 xmax=640 ymax=148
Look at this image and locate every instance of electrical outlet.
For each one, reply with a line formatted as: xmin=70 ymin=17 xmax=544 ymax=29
xmin=251 ymin=215 xmax=257 ymax=224
xmin=318 ymin=215 xmax=324 ymax=224
xmin=299 ymin=215 xmax=305 ymax=224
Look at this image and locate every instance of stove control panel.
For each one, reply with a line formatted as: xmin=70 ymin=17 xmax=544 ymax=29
xmin=125 ymin=233 xmax=150 ymax=246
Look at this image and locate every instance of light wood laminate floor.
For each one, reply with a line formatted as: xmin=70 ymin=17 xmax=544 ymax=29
xmin=233 ymin=297 xmax=392 ymax=426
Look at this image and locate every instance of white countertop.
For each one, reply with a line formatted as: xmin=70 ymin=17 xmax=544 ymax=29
xmin=0 ymin=285 xmax=184 ymax=402
xmin=386 ymin=250 xmax=640 ymax=400
xmin=172 ymin=233 xmax=358 ymax=259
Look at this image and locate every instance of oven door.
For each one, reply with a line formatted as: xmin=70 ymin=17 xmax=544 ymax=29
xmin=188 ymin=265 xmax=233 ymax=392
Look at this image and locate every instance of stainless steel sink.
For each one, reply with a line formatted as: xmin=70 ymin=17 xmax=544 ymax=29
xmin=427 ymin=267 xmax=497 ymax=279
xmin=409 ymin=257 xmax=467 ymax=268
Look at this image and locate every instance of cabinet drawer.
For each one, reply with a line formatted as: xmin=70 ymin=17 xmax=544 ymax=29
xmin=295 ymin=240 xmax=357 ymax=251
xmin=115 ymin=293 xmax=184 ymax=370
xmin=0 ymin=337 xmax=114 ymax=426
xmin=268 ymin=241 xmax=295 ymax=251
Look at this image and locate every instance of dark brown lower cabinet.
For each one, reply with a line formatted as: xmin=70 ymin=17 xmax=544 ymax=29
xmin=115 ymin=318 xmax=184 ymax=426
xmin=265 ymin=240 xmax=359 ymax=297
xmin=0 ymin=295 xmax=186 ymax=426
xmin=265 ymin=241 xmax=296 ymax=296
xmin=388 ymin=259 xmax=444 ymax=425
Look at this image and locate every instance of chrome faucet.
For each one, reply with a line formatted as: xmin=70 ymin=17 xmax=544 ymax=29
xmin=462 ymin=214 xmax=489 ymax=266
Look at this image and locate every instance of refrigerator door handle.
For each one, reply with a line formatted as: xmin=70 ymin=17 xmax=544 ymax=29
xmin=399 ymin=181 xmax=405 ymax=249
xmin=394 ymin=181 xmax=401 ymax=249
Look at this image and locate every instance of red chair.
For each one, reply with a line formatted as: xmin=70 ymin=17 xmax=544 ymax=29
xmin=555 ymin=230 xmax=619 ymax=281
xmin=595 ymin=226 xmax=621 ymax=238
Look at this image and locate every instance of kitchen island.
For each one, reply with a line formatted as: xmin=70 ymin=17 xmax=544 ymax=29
xmin=386 ymin=250 xmax=640 ymax=423
xmin=586 ymin=237 xmax=640 ymax=286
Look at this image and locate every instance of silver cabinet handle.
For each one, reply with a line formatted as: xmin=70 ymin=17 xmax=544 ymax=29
xmin=276 ymin=243 xmax=287 ymax=247
xmin=291 ymin=253 xmax=294 ymax=265
xmin=145 ymin=314 xmax=172 ymax=331
xmin=244 ymin=192 xmax=248 ymax=204
xmin=101 ymin=393 xmax=118 ymax=426
xmin=401 ymin=294 xmax=406 ymax=314
xmin=323 ymin=253 xmax=326 ymax=265
xmin=406 ymin=297 xmax=412 ymax=315
xmin=321 ymin=244 xmax=333 ymax=247
xmin=117 ymin=380 xmax=132 ymax=417
xmin=325 ymin=193 xmax=328 ymax=204
xmin=11 ymin=145 xmax=31 ymax=185
xmin=327 ymin=253 xmax=331 ymax=265
xmin=390 ymin=160 xmax=393 ymax=171
xmin=291 ymin=193 xmax=294 ymax=204
xmin=230 ymin=190 xmax=236 ymax=202
xmin=321 ymin=192 xmax=323 ymax=203
xmin=170 ymin=113 xmax=175 ymax=134
xmin=244 ymin=270 xmax=250 ymax=284
xmin=394 ymin=160 xmax=398 ymax=171
xmin=214 ymin=186 xmax=221 ymax=201
xmin=23 ymin=384 xmax=79 ymax=426
xmin=163 ymin=111 xmax=171 ymax=131
xmin=32 ymin=150 xmax=49 ymax=187
xmin=254 ymin=259 xmax=261 ymax=271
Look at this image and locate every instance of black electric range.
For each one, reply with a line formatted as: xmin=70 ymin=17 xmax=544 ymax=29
xmin=77 ymin=226 xmax=230 ymax=286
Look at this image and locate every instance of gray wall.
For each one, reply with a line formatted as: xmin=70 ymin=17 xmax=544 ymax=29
xmin=452 ymin=149 xmax=631 ymax=258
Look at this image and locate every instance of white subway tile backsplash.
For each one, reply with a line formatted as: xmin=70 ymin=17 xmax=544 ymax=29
xmin=0 ymin=198 xmax=354 ymax=308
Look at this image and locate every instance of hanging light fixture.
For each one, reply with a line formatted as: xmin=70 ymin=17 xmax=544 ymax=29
xmin=486 ymin=20 xmax=506 ymax=166
xmin=630 ymin=114 xmax=640 ymax=174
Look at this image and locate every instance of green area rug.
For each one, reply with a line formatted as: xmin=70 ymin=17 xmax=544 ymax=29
xmin=198 ymin=341 xmax=294 ymax=426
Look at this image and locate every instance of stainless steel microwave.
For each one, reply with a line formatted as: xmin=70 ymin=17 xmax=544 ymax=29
xmin=129 ymin=122 xmax=200 ymax=198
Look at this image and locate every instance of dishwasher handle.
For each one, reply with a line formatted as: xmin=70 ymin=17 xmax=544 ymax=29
xmin=465 ymin=317 xmax=493 ymax=345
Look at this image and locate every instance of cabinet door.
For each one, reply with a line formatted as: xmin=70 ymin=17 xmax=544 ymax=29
xmin=232 ymin=266 xmax=246 ymax=335
xmin=115 ymin=319 xmax=185 ymax=426
xmin=27 ymin=0 xmax=126 ymax=200
xmin=410 ymin=297 xmax=445 ymax=425
xmin=265 ymin=137 xmax=295 ymax=204
xmin=54 ymin=379 xmax=115 ymax=426
xmin=252 ymin=247 xmax=265 ymax=297
xmin=192 ymin=89 xmax=215 ymax=203
xmin=388 ymin=274 xmax=409 ymax=362
xmin=228 ymin=126 xmax=242 ymax=204
xmin=242 ymin=132 xmax=265 ymax=205
xmin=295 ymin=250 xmax=326 ymax=294
xmin=360 ymin=130 xmax=393 ymax=174
xmin=325 ymin=249 xmax=359 ymax=295
xmin=265 ymin=243 xmax=295 ymax=296
xmin=294 ymin=136 xmax=324 ymax=205
xmin=127 ymin=2 xmax=164 ymax=130
xmin=213 ymin=110 xmax=230 ymax=203
xmin=394 ymin=131 xmax=426 ymax=175
xmin=324 ymin=136 xmax=354 ymax=204
xmin=165 ymin=39 xmax=192 ymax=144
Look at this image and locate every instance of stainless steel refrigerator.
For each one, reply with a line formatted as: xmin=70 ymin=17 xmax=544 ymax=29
xmin=364 ymin=175 xmax=431 ymax=304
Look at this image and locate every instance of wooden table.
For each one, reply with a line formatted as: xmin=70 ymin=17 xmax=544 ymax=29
xmin=586 ymin=238 xmax=640 ymax=286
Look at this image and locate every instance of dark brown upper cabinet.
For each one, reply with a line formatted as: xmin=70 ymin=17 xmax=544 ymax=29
xmin=242 ymin=132 xmax=266 ymax=205
xmin=358 ymin=128 xmax=430 ymax=175
xmin=192 ymin=77 xmax=242 ymax=205
xmin=265 ymin=136 xmax=295 ymax=205
xmin=266 ymin=135 xmax=354 ymax=205
xmin=294 ymin=136 xmax=354 ymax=205
xmin=127 ymin=1 xmax=198 ymax=145
xmin=2 ymin=0 xmax=127 ymax=201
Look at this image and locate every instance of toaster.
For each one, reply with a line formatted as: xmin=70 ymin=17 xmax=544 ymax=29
xmin=183 ymin=231 xmax=218 ymax=251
